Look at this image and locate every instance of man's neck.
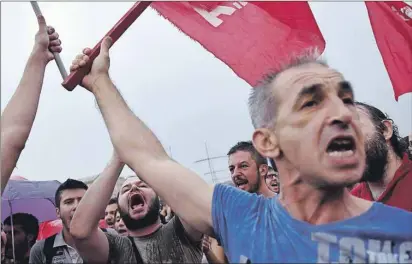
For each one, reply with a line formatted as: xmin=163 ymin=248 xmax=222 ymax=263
xmin=279 ymin=181 xmax=372 ymax=225
xmin=62 ymin=228 xmax=76 ymax=248
xmin=368 ymin=152 xmax=403 ymax=199
xmin=258 ymin=182 xmax=275 ymax=198
xmin=128 ymin=219 xmax=162 ymax=238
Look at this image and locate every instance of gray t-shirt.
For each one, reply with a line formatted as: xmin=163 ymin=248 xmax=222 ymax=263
xmin=109 ymin=217 xmax=202 ymax=263
xmin=105 ymin=232 xmax=137 ymax=264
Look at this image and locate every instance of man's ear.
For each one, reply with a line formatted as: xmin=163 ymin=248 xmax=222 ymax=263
xmin=56 ymin=207 xmax=60 ymax=219
xmin=382 ymin=120 xmax=394 ymax=142
xmin=252 ymin=128 xmax=280 ymax=158
xmin=259 ymin=163 xmax=269 ymax=178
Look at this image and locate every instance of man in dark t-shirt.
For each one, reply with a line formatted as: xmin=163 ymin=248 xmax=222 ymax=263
xmin=70 ymin=169 xmax=203 ymax=264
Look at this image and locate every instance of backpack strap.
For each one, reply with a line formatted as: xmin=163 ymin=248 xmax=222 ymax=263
xmin=43 ymin=234 xmax=58 ymax=264
xmin=128 ymin=236 xmax=144 ymax=264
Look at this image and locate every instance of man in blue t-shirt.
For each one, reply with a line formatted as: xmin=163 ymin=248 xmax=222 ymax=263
xmin=210 ymin=52 xmax=412 ymax=263
xmin=70 ymin=40 xmax=412 ymax=264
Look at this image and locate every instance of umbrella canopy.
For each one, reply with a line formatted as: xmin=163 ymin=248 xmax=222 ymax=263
xmin=2 ymin=179 xmax=61 ymax=223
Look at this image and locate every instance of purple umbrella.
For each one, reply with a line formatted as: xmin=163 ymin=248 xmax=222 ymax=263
xmin=2 ymin=179 xmax=61 ymax=223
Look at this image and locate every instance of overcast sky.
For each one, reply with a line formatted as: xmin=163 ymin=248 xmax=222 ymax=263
xmin=1 ymin=2 xmax=411 ymax=184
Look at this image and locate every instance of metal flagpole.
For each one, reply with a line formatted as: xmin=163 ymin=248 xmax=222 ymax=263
xmin=30 ymin=1 xmax=68 ymax=80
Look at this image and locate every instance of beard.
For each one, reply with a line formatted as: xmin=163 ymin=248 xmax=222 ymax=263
xmin=59 ymin=215 xmax=71 ymax=232
xmin=361 ymin=131 xmax=389 ymax=183
xmin=119 ymin=195 xmax=161 ymax=231
xmin=248 ymin=169 xmax=261 ymax=194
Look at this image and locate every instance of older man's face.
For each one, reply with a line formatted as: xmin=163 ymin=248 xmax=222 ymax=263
xmin=257 ymin=63 xmax=365 ymax=188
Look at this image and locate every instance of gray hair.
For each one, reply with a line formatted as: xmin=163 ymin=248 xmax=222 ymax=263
xmin=248 ymin=48 xmax=327 ymax=129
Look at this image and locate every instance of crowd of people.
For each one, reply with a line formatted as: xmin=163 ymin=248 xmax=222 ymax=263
xmin=1 ymin=15 xmax=412 ymax=264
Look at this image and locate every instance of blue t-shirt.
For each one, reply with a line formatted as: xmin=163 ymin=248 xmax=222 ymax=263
xmin=212 ymin=184 xmax=412 ymax=263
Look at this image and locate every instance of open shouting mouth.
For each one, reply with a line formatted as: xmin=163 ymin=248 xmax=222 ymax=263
xmin=129 ymin=192 xmax=146 ymax=211
xmin=326 ymin=136 xmax=356 ymax=157
xmin=325 ymin=135 xmax=358 ymax=167
xmin=233 ymin=177 xmax=248 ymax=190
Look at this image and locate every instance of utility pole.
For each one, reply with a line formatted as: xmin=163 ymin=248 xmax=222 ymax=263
xmin=168 ymin=146 xmax=173 ymax=158
xmin=194 ymin=141 xmax=226 ymax=183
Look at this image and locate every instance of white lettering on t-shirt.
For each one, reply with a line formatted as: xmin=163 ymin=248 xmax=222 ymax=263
xmin=312 ymin=232 xmax=412 ymax=263
xmin=399 ymin=242 xmax=412 ymax=263
xmin=239 ymin=254 xmax=251 ymax=263
xmin=339 ymin=237 xmax=366 ymax=263
xmin=311 ymin=232 xmax=337 ymax=263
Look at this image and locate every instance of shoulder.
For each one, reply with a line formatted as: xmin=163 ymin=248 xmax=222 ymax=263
xmin=31 ymin=239 xmax=46 ymax=253
xmin=213 ymin=183 xmax=253 ymax=199
xmin=213 ymin=183 xmax=264 ymax=208
xmin=167 ymin=216 xmax=202 ymax=245
xmin=104 ymin=232 xmax=132 ymax=248
xmin=163 ymin=217 xmax=189 ymax=240
xmin=29 ymin=239 xmax=46 ymax=261
xmin=105 ymin=228 xmax=118 ymax=235
xmin=369 ymin=202 xmax=412 ymax=234
xmin=375 ymin=202 xmax=412 ymax=219
xmin=104 ymin=233 xmax=137 ymax=263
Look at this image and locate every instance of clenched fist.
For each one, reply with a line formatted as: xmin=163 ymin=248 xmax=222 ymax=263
xmin=69 ymin=37 xmax=113 ymax=92
xmin=32 ymin=15 xmax=62 ymax=63
xmin=202 ymin=235 xmax=212 ymax=254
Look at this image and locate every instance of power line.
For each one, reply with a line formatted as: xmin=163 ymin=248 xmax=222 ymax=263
xmin=194 ymin=141 xmax=227 ymax=183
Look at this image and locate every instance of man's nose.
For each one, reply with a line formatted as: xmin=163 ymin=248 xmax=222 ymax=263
xmin=130 ymin=184 xmax=141 ymax=192
xmin=72 ymin=199 xmax=82 ymax=211
xmin=326 ymin=99 xmax=353 ymax=128
xmin=232 ymin=166 xmax=242 ymax=176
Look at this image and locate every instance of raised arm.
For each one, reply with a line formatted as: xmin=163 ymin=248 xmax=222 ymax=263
xmin=69 ymin=153 xmax=125 ymax=263
xmin=69 ymin=38 xmax=214 ymax=236
xmin=1 ymin=15 xmax=62 ymax=194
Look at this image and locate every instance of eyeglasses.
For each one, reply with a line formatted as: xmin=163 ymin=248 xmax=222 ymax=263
xmin=265 ymin=173 xmax=278 ymax=179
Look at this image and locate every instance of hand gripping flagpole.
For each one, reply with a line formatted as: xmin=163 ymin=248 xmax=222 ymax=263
xmin=61 ymin=1 xmax=152 ymax=91
xmin=30 ymin=1 xmax=68 ymax=80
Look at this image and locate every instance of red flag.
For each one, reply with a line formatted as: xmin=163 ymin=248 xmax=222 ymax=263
xmin=37 ymin=220 xmax=62 ymax=240
xmin=151 ymin=2 xmax=325 ymax=86
xmin=365 ymin=2 xmax=412 ymax=100
xmin=37 ymin=219 xmax=109 ymax=240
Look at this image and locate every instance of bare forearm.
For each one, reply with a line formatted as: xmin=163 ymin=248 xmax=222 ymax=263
xmin=92 ymin=75 xmax=169 ymax=164
xmin=1 ymin=52 xmax=47 ymax=193
xmin=205 ymin=251 xmax=226 ymax=264
xmin=206 ymin=242 xmax=227 ymax=264
xmin=70 ymin=155 xmax=124 ymax=239
xmin=2 ymin=51 xmax=47 ymax=139
xmin=92 ymin=76 xmax=214 ymax=235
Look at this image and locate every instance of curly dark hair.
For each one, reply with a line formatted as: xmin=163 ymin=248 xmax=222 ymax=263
xmin=356 ymin=102 xmax=408 ymax=158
